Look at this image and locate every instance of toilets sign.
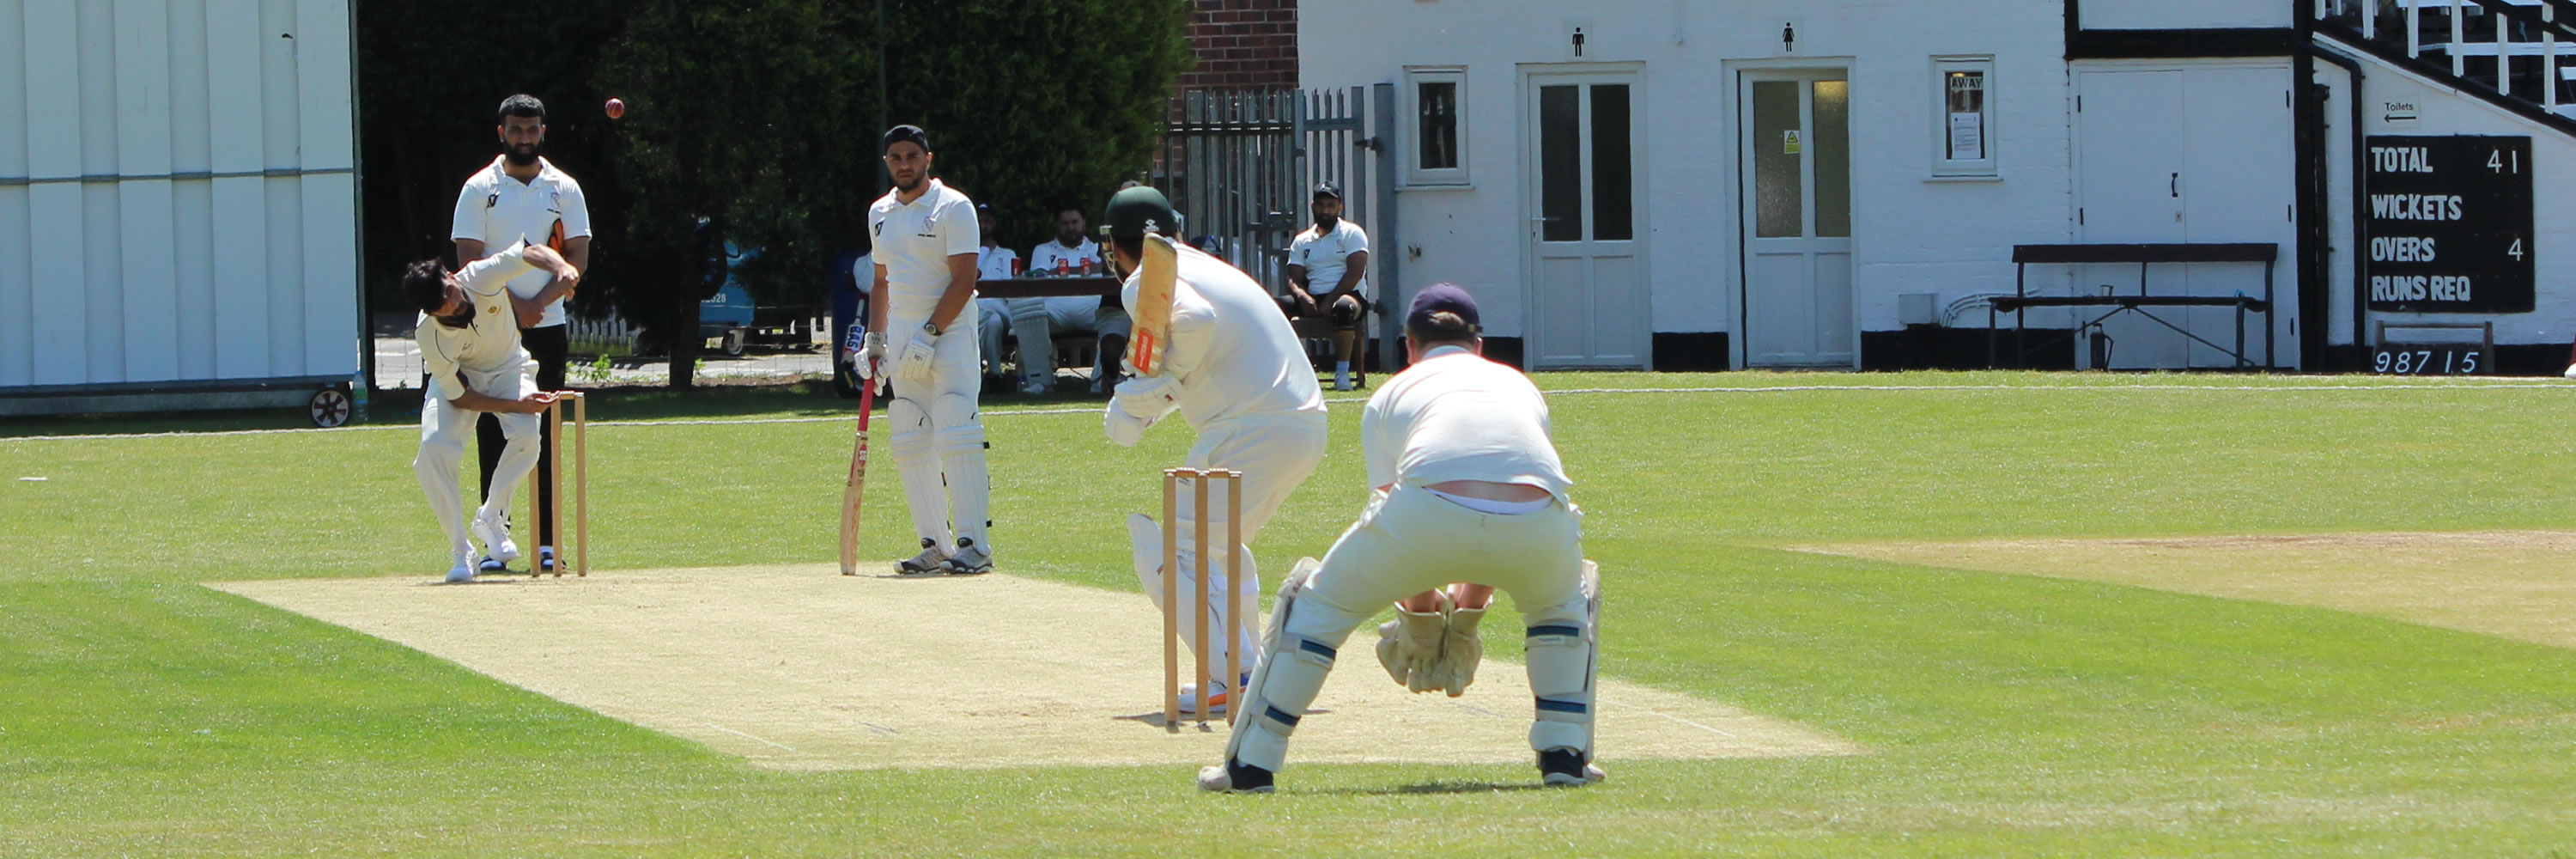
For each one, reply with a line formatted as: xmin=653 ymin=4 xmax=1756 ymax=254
xmin=2364 ymin=135 xmax=2533 ymax=314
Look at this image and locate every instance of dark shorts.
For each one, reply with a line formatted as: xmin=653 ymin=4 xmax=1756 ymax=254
xmin=1277 ymin=291 xmax=1370 ymax=326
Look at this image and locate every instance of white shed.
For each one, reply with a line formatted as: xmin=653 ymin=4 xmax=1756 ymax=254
xmin=0 ymin=0 xmax=360 ymax=417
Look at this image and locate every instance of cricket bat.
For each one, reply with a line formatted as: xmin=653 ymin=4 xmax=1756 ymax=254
xmin=838 ymin=382 xmax=875 ymax=576
xmin=1124 ymin=234 xmax=1180 ymax=377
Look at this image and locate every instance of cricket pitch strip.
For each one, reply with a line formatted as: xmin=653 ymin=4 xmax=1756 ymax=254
xmin=1789 ymin=529 xmax=2576 ymax=650
xmin=210 ymin=567 xmax=1858 ymax=771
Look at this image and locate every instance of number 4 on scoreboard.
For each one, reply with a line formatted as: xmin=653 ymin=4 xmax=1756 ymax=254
xmin=2509 ymin=238 xmax=2524 ymax=261
xmin=2488 ymin=149 xmax=2521 ymax=174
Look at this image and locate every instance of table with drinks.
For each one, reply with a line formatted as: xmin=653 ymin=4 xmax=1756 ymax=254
xmin=976 ymin=257 xmax=1121 ymax=302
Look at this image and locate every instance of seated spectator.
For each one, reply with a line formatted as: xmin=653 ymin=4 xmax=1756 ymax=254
xmin=972 ymin=204 xmax=1018 ymax=388
xmin=1010 ymin=204 xmax=1132 ymax=393
xmin=1280 ymin=182 xmax=1370 ymax=391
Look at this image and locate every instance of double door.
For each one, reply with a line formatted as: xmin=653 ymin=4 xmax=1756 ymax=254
xmin=2074 ymin=64 xmax=2297 ymax=369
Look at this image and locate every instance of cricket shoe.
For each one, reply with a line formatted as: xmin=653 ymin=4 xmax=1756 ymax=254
xmin=894 ymin=538 xmax=950 ymax=576
xmin=1021 ymin=377 xmax=1049 ymax=396
xmin=445 ymin=548 xmax=478 ymax=584
xmin=537 ymin=545 xmax=558 ymax=574
xmin=477 ymin=555 xmax=507 ymax=574
xmin=1175 ymin=673 xmax=1251 ymax=714
xmin=471 ymin=509 xmax=520 ymax=564
xmin=1196 ymin=758 xmax=1275 ymax=794
xmin=1538 ymin=748 xmax=1606 ymax=787
xmin=942 ymin=538 xmax=993 ymax=575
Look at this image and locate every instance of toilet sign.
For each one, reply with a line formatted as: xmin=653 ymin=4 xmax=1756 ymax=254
xmin=1783 ymin=129 xmax=1802 ymax=155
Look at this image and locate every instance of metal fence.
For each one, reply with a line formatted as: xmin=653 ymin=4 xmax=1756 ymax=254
xmin=1151 ymin=84 xmax=1400 ymax=366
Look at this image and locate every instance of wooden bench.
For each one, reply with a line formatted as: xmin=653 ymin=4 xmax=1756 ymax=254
xmin=1988 ymin=243 xmax=2280 ymax=370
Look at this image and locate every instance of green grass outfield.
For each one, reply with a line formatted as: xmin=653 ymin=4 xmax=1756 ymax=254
xmin=5 ymin=371 xmax=2576 ymax=856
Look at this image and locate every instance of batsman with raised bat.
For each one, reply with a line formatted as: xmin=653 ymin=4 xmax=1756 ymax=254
xmin=1101 ymin=186 xmax=1328 ymax=716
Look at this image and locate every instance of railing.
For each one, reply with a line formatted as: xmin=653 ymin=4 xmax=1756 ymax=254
xmin=2315 ymin=0 xmax=2576 ymax=115
xmin=1150 ymin=88 xmax=1381 ymax=295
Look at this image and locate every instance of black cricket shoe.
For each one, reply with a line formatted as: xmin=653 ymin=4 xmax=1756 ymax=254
xmin=1196 ymin=758 xmax=1275 ymax=794
xmin=1539 ymin=747 xmax=1606 ymax=786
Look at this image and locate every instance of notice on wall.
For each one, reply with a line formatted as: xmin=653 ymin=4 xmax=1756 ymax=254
xmin=1948 ymin=112 xmax=1985 ymax=161
xmin=2365 ymin=135 xmax=2534 ymax=314
xmin=1783 ymin=130 xmax=1802 ymax=155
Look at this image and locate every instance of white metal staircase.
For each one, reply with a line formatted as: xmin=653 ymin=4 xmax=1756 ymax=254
xmin=2315 ymin=0 xmax=2576 ymax=121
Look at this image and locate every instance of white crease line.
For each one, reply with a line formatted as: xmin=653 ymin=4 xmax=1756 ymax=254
xmin=703 ymin=722 xmax=799 ymax=752
xmin=11 ymin=381 xmax=2569 ymax=442
xmin=1597 ymin=699 xmax=1741 ymax=738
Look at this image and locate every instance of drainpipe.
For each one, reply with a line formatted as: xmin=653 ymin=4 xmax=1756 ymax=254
xmin=2308 ymin=42 xmax=2368 ymax=359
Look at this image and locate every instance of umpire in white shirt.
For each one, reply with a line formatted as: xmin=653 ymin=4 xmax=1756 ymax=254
xmin=1199 ymin=283 xmax=1603 ymax=794
xmin=450 ymin=94 xmax=591 ymax=574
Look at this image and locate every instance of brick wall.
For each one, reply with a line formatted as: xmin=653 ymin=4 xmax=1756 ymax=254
xmin=1177 ymin=0 xmax=1297 ymax=93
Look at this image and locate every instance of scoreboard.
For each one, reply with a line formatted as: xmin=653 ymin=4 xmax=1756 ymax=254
xmin=2364 ymin=135 xmax=2534 ymax=314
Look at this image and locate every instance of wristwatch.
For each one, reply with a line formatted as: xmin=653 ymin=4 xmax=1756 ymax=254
xmin=922 ymin=321 xmax=942 ymax=336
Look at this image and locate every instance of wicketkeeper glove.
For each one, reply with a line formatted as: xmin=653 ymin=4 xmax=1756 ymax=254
xmin=1374 ymin=593 xmax=1451 ymax=693
xmin=1434 ymin=601 xmax=1486 ymax=698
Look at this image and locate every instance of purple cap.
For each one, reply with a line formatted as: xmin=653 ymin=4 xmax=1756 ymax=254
xmin=1406 ymin=283 xmax=1480 ymax=331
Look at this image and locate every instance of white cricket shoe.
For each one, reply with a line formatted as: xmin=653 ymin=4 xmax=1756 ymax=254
xmin=894 ymin=538 xmax=950 ymax=576
xmin=444 ymin=548 xmax=477 ymax=584
xmin=471 ymin=509 xmax=519 ymax=564
xmin=1175 ymin=673 xmax=1250 ymax=715
xmin=942 ymin=537 xmax=993 ymax=575
xmin=1021 ymin=377 xmax=1049 ymax=395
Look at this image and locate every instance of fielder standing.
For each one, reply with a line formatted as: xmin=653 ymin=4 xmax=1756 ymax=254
xmin=451 ymin=94 xmax=592 ymax=573
xmin=1101 ymin=186 xmax=1327 ymax=714
xmin=403 ymin=241 xmax=581 ymax=582
xmin=849 ymin=125 xmax=997 ymax=575
xmin=1199 ymin=284 xmax=1603 ymax=793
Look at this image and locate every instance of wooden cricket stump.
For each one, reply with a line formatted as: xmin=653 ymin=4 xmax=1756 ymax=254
xmin=528 ymin=391 xmax=588 ymax=577
xmin=1162 ymin=467 xmax=1245 ymax=731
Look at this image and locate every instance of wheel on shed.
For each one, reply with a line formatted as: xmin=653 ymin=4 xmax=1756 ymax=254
xmin=721 ymin=326 xmax=748 ymax=356
xmin=309 ymin=387 xmax=354 ymax=428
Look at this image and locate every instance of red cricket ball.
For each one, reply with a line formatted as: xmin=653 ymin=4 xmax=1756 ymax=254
xmin=605 ymin=98 xmax=625 ymax=119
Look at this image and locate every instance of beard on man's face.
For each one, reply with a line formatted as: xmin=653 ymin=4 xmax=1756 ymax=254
xmin=505 ymin=143 xmax=540 ymax=167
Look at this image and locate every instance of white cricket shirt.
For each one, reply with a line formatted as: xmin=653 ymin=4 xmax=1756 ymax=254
xmin=869 ymin=179 xmax=981 ymax=315
xmin=1028 ymin=237 xmax=1102 ymax=274
xmin=451 ymin=156 xmax=590 ymax=328
xmin=1360 ymin=344 xmax=1572 ymax=504
xmin=1121 ymin=244 xmax=1324 ymax=427
xmin=416 ymin=243 xmax=539 ymax=400
xmin=1288 ymin=219 xmax=1370 ymax=299
xmin=976 ymin=245 xmax=1018 ymax=282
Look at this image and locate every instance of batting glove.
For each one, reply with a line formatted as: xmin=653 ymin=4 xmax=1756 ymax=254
xmin=896 ymin=326 xmax=939 ymax=382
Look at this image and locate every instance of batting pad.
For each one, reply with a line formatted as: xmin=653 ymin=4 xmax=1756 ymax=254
xmin=209 ymin=566 xmax=1859 ymax=771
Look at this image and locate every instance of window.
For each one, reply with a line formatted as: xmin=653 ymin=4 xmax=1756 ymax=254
xmin=1405 ymin=66 xmax=1469 ymax=186
xmin=1932 ymin=56 xmax=1997 ymax=179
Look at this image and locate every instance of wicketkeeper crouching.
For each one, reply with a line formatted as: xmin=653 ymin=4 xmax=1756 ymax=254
xmin=1200 ymin=283 xmax=1603 ymax=793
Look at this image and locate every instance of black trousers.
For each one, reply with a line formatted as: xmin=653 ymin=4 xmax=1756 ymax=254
xmin=478 ymin=324 xmax=568 ymax=545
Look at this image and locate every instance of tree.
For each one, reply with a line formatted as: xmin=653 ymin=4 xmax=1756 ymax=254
xmin=593 ymin=1 xmax=883 ymax=387
xmin=882 ymin=0 xmax=1193 ymax=248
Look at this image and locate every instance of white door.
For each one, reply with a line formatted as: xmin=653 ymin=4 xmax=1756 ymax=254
xmin=2075 ymin=70 xmax=2190 ymax=369
xmin=1524 ymin=71 xmax=1648 ymax=369
xmin=2075 ymin=64 xmax=2298 ymax=369
xmin=1740 ymin=71 xmax=1854 ymax=368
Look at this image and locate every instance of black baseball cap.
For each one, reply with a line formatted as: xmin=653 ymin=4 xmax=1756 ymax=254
xmin=1312 ymin=182 xmax=1342 ymax=200
xmin=882 ymin=125 xmax=930 ymax=153
xmin=1406 ymin=283 xmax=1480 ymax=331
xmin=1103 ymin=186 xmax=1177 ymax=240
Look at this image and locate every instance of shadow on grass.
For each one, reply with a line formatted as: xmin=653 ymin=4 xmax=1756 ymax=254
xmin=0 ymin=375 xmax=1140 ymax=439
xmin=1314 ymin=780 xmax=1558 ymax=795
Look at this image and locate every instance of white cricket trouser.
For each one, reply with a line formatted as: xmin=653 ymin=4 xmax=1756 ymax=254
xmin=883 ymin=302 xmax=992 ymax=554
xmin=1232 ymin=483 xmax=1588 ymax=771
xmin=1009 ymin=296 xmax=1134 ymax=381
xmin=1151 ymin=411 xmax=1327 ymax=689
xmin=975 ymin=297 xmax=1009 ymax=377
xmin=414 ymin=369 xmax=540 ymax=554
